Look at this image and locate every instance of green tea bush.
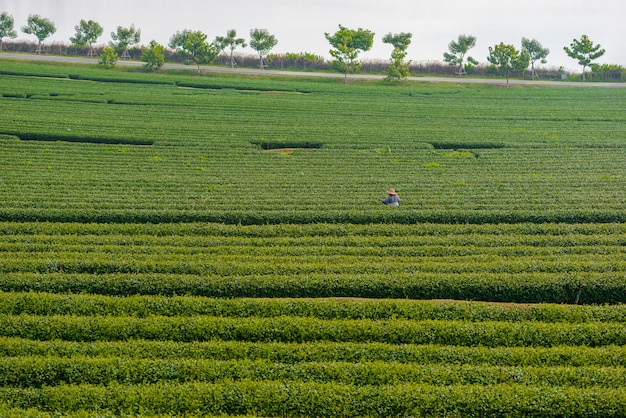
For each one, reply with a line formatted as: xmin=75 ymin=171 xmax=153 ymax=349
xmin=1 ymin=291 xmax=626 ymax=322
xmin=3 ymin=338 xmax=626 ymax=367
xmin=1 ymin=381 xmax=625 ymax=417
xmin=1 ymin=315 xmax=625 ymax=346
xmin=2 ymin=270 xmax=624 ymax=303
xmin=1 ymin=356 xmax=624 ymax=388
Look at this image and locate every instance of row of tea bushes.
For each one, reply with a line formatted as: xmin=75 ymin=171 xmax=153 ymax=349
xmin=1 ymin=314 xmax=625 ymax=346
xmin=1 ymin=356 xmax=625 ymax=388
xmin=0 ymin=221 xmax=624 ymax=303
xmin=1 ymin=380 xmax=625 ymax=417
xmin=1 ymin=291 xmax=626 ymax=322
xmin=3 ymin=337 xmax=626 ymax=367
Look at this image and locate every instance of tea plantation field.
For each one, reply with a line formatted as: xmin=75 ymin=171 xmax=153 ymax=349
xmin=0 ymin=59 xmax=625 ymax=416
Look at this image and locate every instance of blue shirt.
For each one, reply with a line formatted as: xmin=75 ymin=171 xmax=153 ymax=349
xmin=382 ymin=194 xmax=400 ymax=206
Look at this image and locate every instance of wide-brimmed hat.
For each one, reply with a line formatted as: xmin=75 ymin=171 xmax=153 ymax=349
xmin=386 ymin=189 xmax=397 ymax=195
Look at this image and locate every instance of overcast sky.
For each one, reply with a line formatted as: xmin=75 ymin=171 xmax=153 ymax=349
xmin=2 ymin=0 xmax=625 ymax=71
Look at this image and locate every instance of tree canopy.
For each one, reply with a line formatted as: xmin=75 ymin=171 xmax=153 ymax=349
xmin=21 ymin=14 xmax=56 ymax=53
xmin=141 ymin=40 xmax=165 ymax=72
xmin=98 ymin=45 xmax=118 ymax=69
xmin=325 ymin=24 xmax=375 ymax=80
xmin=70 ymin=19 xmax=103 ymax=57
xmin=487 ymin=42 xmax=529 ymax=85
xmin=563 ymin=35 xmax=605 ymax=80
xmin=249 ymin=28 xmax=278 ymax=69
xmin=169 ymin=30 xmax=218 ymax=72
xmin=168 ymin=30 xmax=192 ymax=52
xmin=110 ymin=24 xmax=141 ymax=59
xmin=382 ymin=32 xmax=412 ymax=81
xmin=0 ymin=12 xmax=17 ymax=52
xmin=215 ymin=29 xmax=247 ymax=68
xmin=443 ymin=34 xmax=478 ymax=76
xmin=521 ymin=37 xmax=549 ymax=78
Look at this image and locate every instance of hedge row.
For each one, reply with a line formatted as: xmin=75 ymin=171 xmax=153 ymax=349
xmin=1 ymin=207 xmax=624 ymax=224
xmin=1 ymin=357 xmax=624 ymax=389
xmin=1 ymin=315 xmax=625 ymax=347
xmin=1 ymin=381 xmax=625 ymax=417
xmin=2 ymin=220 xmax=621 ymax=238
xmin=4 ymin=252 xmax=623 ymax=276
xmin=2 ymin=291 xmax=626 ymax=323
xmin=2 ymin=271 xmax=624 ymax=304
xmin=3 ymin=337 xmax=626 ymax=367
xmin=0 ymin=130 xmax=153 ymax=145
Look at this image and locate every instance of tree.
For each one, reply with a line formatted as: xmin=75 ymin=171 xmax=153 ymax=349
xmin=563 ymin=35 xmax=605 ymax=81
xmin=215 ymin=29 xmax=247 ymax=68
xmin=443 ymin=34 xmax=479 ymax=76
xmin=487 ymin=42 xmax=529 ymax=86
xmin=521 ymin=38 xmax=549 ymax=79
xmin=98 ymin=45 xmax=118 ymax=69
xmin=21 ymin=14 xmax=56 ymax=54
xmin=382 ymin=32 xmax=412 ymax=81
xmin=110 ymin=24 xmax=141 ymax=60
xmin=141 ymin=40 xmax=165 ymax=72
xmin=70 ymin=19 xmax=103 ymax=57
xmin=168 ymin=29 xmax=192 ymax=52
xmin=249 ymin=28 xmax=278 ymax=69
xmin=0 ymin=12 xmax=17 ymax=53
xmin=170 ymin=30 xmax=218 ymax=73
xmin=325 ymin=24 xmax=374 ymax=81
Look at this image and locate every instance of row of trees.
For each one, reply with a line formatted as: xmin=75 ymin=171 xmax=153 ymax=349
xmin=323 ymin=27 xmax=606 ymax=84
xmin=0 ymin=12 xmax=610 ymax=81
xmin=0 ymin=12 xmax=278 ymax=72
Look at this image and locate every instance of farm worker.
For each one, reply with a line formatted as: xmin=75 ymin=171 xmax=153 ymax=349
xmin=381 ymin=189 xmax=400 ymax=206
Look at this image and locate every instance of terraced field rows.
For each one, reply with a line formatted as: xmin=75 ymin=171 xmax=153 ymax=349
xmin=0 ymin=292 xmax=626 ymax=416
xmin=1 ymin=61 xmax=625 ymax=225
xmin=1 ymin=222 xmax=624 ymax=303
xmin=0 ymin=60 xmax=625 ymax=416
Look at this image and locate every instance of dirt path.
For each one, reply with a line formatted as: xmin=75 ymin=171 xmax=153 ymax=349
xmin=2 ymin=52 xmax=625 ymax=88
